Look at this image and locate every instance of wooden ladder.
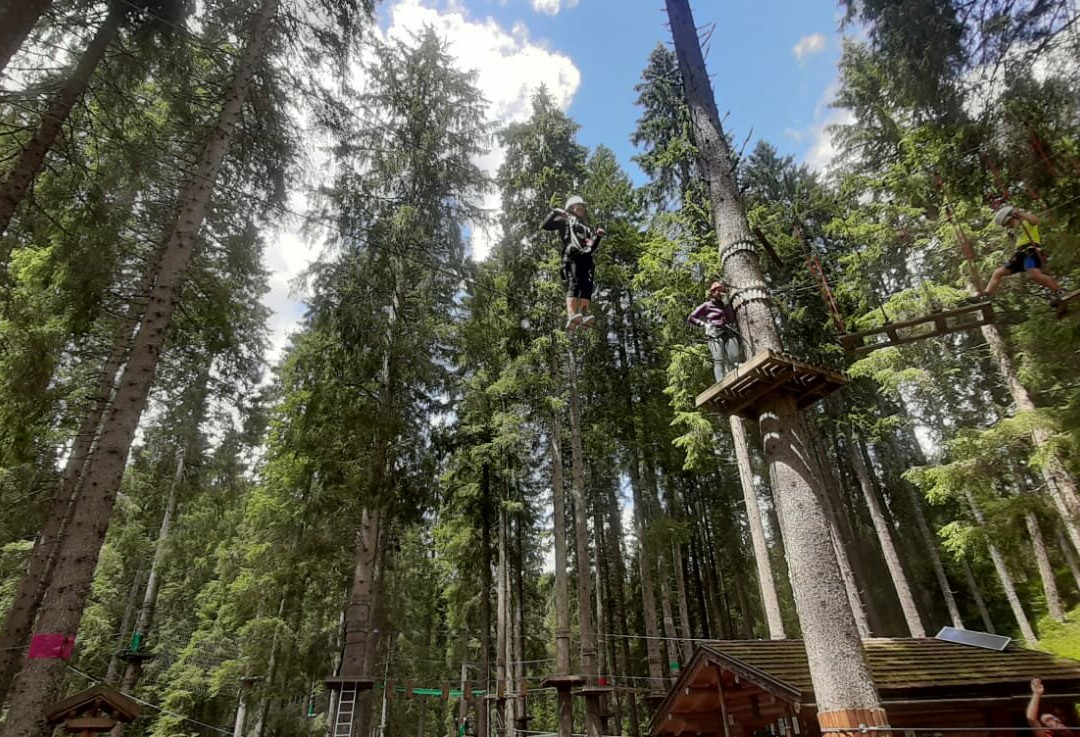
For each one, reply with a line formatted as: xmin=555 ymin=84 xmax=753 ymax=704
xmin=332 ymin=684 xmax=358 ymax=737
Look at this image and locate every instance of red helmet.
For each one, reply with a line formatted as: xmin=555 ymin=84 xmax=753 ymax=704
xmin=708 ymin=281 xmax=725 ymax=293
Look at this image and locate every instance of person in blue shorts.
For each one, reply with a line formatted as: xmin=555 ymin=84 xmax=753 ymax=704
xmin=982 ymin=205 xmax=1064 ymax=305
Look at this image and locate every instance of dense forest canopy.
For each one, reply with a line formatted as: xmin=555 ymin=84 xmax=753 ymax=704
xmin=1 ymin=0 xmax=1079 ymax=735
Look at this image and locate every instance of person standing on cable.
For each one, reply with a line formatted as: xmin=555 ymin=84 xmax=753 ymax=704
xmin=982 ymin=205 xmax=1064 ymax=306
xmin=541 ymin=195 xmax=605 ymax=331
xmin=688 ymin=281 xmax=742 ymax=381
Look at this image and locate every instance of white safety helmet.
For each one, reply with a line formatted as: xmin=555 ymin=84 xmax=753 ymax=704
xmin=565 ymin=195 xmax=586 ymax=211
xmin=993 ymin=205 xmax=1015 ymax=227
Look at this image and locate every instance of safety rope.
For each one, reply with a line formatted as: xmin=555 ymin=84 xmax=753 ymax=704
xmin=792 ymin=220 xmax=846 ymax=334
xmin=933 ymin=171 xmax=986 ymax=294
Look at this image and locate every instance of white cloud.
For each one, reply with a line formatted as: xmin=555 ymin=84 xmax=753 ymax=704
xmin=798 ymin=79 xmax=854 ymax=173
xmin=803 ymin=106 xmax=854 ymax=173
xmin=384 ymin=0 xmax=580 ymax=259
xmin=258 ymin=0 xmax=582 ymax=370
xmin=261 ymin=226 xmax=318 ymax=368
xmin=792 ymin=33 xmax=826 ymax=61
xmin=530 ymin=0 xmax=579 ymax=16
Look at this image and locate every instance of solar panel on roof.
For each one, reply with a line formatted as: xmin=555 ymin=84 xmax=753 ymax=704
xmin=935 ymin=626 xmax=1012 ymax=651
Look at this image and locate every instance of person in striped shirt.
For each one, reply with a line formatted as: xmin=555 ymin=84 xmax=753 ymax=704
xmin=983 ymin=205 xmax=1064 ymax=306
xmin=688 ymin=281 xmax=742 ymax=381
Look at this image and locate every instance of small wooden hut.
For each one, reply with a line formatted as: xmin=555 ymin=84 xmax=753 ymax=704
xmin=650 ymin=639 xmax=1080 ymax=737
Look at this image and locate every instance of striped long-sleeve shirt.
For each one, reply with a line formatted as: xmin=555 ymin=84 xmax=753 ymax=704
xmin=687 ymin=298 xmax=736 ymax=329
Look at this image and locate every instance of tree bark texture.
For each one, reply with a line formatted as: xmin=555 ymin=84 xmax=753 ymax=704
xmin=0 ymin=0 xmax=54 ymax=77
xmin=118 ymin=451 xmax=184 ymax=696
xmin=566 ymin=343 xmax=601 ymax=737
xmin=961 ymin=557 xmax=996 ymax=634
xmin=963 ymin=489 xmax=1037 ymax=642
xmin=628 ymin=455 xmax=665 ymax=692
xmin=902 ymin=478 xmax=964 ymax=628
xmin=496 ymin=497 xmax=509 ymax=737
xmin=479 ymin=464 xmax=493 ymax=737
xmin=549 ymin=370 xmax=572 ymax=677
xmin=849 ymin=438 xmax=925 ymax=636
xmin=730 ymin=416 xmax=786 ymax=638
xmin=0 ymin=3 xmax=124 ymax=244
xmin=665 ymin=0 xmax=883 ymax=718
xmin=981 ymin=324 xmax=1080 ymax=552
xmin=1014 ymin=462 xmax=1066 ymax=622
xmin=0 ymin=1 xmax=278 ymax=731
xmin=1055 ymin=528 xmax=1080 ymax=595
xmin=1026 ymin=511 xmax=1066 ymax=623
xmin=0 ymin=250 xmax=152 ymax=703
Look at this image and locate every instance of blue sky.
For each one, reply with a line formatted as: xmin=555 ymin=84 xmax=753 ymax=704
xmin=491 ymin=0 xmax=849 ymax=182
xmin=264 ymin=0 xmax=852 ymax=360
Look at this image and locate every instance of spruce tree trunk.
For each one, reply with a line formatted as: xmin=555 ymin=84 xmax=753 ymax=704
xmin=514 ymin=515 xmax=528 ymax=731
xmin=730 ymin=416 xmax=785 ymax=638
xmin=605 ymin=481 xmax=640 ymax=737
xmin=818 ymin=467 xmax=871 ymax=637
xmin=0 ymin=2 xmax=278 ymax=730
xmin=566 ymin=343 xmax=601 ymax=737
xmin=118 ymin=452 xmax=184 ymax=695
xmin=0 ymin=0 xmax=54 ymax=77
xmin=232 ymin=689 xmax=250 ymax=737
xmin=342 ymin=504 xmax=382 ymax=675
xmin=1026 ymin=511 xmax=1066 ymax=623
xmin=656 ymin=547 xmax=680 ymax=675
xmin=671 ymin=542 xmax=694 ymax=657
xmin=104 ymin=566 xmax=143 ymax=684
xmin=849 ymin=438 xmax=925 ymax=636
xmin=981 ymin=324 xmax=1080 ymax=551
xmin=612 ymin=303 xmax=664 ymax=691
xmin=628 ymin=455 xmax=665 ymax=690
xmin=963 ymin=489 xmax=1037 ymax=642
xmin=496 ymin=498 xmax=509 ymax=737
xmin=1055 ymin=528 xmax=1080 ymax=595
xmin=0 ymin=251 xmax=152 ymax=702
xmin=665 ymin=0 xmax=883 ymax=723
xmin=961 ymin=558 xmax=995 ymax=634
xmin=548 ymin=398 xmax=573 ymax=737
xmin=479 ymin=464 xmax=493 ymax=737
xmin=902 ymin=478 xmax=963 ymax=628
xmin=0 ymin=2 xmax=124 ymax=244
xmin=252 ymin=598 xmax=286 ymax=737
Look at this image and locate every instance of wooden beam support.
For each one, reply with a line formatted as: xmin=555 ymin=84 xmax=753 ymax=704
xmin=695 ymin=349 xmax=847 ymax=418
xmin=841 ymin=302 xmax=996 ymax=355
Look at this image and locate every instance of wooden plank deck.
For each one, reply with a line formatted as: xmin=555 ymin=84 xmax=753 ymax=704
xmin=840 ymin=302 xmax=995 ymax=354
xmin=695 ymin=349 xmax=847 ymax=418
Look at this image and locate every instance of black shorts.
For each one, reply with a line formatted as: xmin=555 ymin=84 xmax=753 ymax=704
xmin=1003 ymin=245 xmax=1045 ymax=274
xmin=561 ymin=254 xmax=595 ymax=299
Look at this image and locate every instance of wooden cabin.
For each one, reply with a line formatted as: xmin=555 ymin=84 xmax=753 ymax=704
xmin=650 ymin=639 xmax=1080 ymax=737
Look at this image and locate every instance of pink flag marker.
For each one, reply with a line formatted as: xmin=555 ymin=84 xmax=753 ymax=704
xmin=27 ymin=633 xmax=75 ymax=660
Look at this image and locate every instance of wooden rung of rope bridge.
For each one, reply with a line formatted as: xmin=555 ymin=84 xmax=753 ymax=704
xmin=695 ymin=349 xmax=847 ymax=418
xmin=839 ymin=301 xmax=995 ymax=354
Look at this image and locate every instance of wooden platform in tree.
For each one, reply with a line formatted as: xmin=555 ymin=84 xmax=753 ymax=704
xmin=643 ymin=691 xmax=668 ymax=708
xmin=695 ymin=349 xmax=847 ymax=418
xmin=116 ymin=650 xmax=154 ymax=663
xmin=574 ymin=685 xmax=615 ymax=698
xmin=541 ymin=674 xmax=587 ymax=690
xmin=840 ymin=301 xmax=994 ymax=354
xmin=324 ymin=676 xmax=375 ymax=691
xmin=1057 ymin=290 xmax=1080 ymax=319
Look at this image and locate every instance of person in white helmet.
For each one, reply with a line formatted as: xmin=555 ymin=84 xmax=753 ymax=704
xmin=541 ymin=195 xmax=606 ymax=330
xmin=982 ymin=205 xmax=1064 ymax=305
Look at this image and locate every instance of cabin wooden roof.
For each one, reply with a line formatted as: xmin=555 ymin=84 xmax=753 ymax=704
xmin=693 ymin=638 xmax=1080 ymax=699
xmin=45 ymin=684 xmax=142 ymax=724
xmin=650 ymin=638 xmax=1080 ymax=737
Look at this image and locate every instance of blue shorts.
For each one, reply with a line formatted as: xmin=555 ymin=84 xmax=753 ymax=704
xmin=1004 ymin=246 xmax=1044 ymax=274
